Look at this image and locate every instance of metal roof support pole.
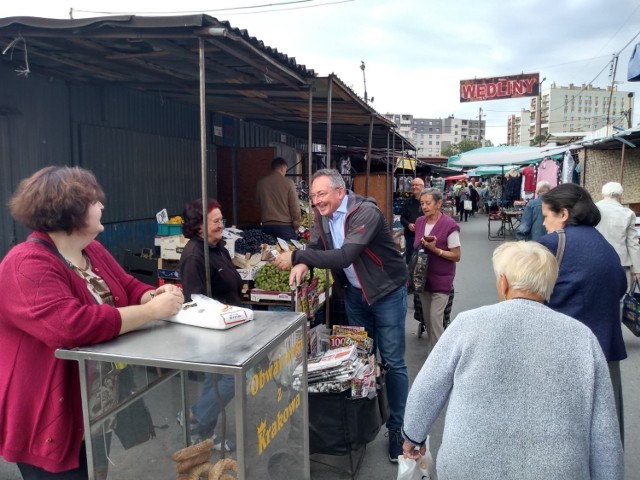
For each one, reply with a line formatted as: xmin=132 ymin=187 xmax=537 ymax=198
xmin=620 ymin=143 xmax=626 ymax=185
xmin=308 ymin=84 xmax=313 ymax=193
xmin=326 ymin=77 xmax=333 ymax=168
xmin=198 ymin=37 xmax=212 ymax=298
xmin=365 ymin=115 xmax=373 ymax=197
xmin=386 ymin=129 xmax=391 ymax=226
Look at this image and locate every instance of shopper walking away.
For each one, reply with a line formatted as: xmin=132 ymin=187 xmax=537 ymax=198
xmin=458 ymin=182 xmax=470 ymax=222
xmin=538 ymin=183 xmax=627 ymax=445
xmin=402 ymin=241 xmax=623 ymax=480
xmin=255 ymin=157 xmax=301 ymax=241
xmin=595 ymin=181 xmax=640 ymax=288
xmin=515 ymin=180 xmax=551 ymax=241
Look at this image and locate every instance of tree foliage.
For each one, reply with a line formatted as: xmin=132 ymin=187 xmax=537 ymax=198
xmin=441 ymin=139 xmax=482 ymax=158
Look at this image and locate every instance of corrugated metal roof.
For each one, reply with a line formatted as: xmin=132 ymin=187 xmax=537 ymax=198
xmin=0 ymin=14 xmax=413 ymax=150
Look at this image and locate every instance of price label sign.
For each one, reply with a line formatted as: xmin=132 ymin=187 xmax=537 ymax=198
xmin=156 ymin=208 xmax=169 ymax=224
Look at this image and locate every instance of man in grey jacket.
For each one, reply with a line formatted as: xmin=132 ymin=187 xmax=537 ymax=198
xmin=275 ymin=168 xmax=409 ymax=462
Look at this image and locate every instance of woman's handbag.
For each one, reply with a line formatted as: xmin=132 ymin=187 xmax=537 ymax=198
xmin=407 ymin=248 xmax=429 ymax=294
xmin=463 ymin=200 xmax=473 ymax=211
xmin=622 ymin=279 xmax=640 ymax=337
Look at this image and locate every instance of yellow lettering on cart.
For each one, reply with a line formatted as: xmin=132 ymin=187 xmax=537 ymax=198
xmin=256 ymin=392 xmax=301 ymax=455
xmin=250 ymin=337 xmax=303 ymax=397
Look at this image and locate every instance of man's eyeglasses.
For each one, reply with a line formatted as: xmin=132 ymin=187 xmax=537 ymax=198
xmin=310 ymin=187 xmax=338 ymax=202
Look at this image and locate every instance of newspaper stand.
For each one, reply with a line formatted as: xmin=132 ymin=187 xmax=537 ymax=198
xmin=55 ymin=311 xmax=309 ymax=480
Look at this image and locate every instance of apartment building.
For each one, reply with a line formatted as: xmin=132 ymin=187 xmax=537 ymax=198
xmin=383 ymin=113 xmax=486 ymax=157
xmin=507 ymin=109 xmax=532 ymax=146
xmin=530 ymin=83 xmax=634 ymax=144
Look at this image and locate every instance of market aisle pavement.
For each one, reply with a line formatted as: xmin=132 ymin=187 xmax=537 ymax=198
xmin=1 ymin=212 xmax=639 ymax=479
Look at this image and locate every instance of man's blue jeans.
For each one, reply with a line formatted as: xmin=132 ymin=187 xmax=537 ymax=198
xmin=191 ymin=373 xmax=235 ymax=433
xmin=344 ymin=285 xmax=408 ymax=431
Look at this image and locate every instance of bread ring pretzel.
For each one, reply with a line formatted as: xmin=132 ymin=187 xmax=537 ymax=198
xmin=208 ymin=458 xmax=238 ymax=480
xmin=187 ymin=462 xmax=213 ymax=480
xmin=172 ymin=438 xmax=214 ymax=462
xmin=175 ymin=451 xmax=212 ymax=473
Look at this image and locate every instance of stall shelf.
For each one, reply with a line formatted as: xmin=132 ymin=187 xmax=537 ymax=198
xmin=56 ymin=311 xmax=309 ymax=480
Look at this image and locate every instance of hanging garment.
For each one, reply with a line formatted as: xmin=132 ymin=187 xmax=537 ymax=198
xmin=521 ymin=166 xmax=536 ymax=193
xmin=536 ymin=157 xmax=559 ymax=191
xmin=561 ymin=151 xmax=575 ymax=184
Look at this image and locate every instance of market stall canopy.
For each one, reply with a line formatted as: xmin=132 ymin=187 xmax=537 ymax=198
xmin=395 ymin=157 xmax=416 ymax=171
xmin=466 ymin=165 xmax=522 ymax=176
xmin=0 ymin=14 xmax=413 ymax=151
xmin=444 ymin=174 xmax=468 ymax=182
xmin=581 ymin=126 xmax=640 ymax=150
xmin=448 ymin=145 xmax=573 ymax=167
xmin=421 ymin=163 xmax=463 ymax=177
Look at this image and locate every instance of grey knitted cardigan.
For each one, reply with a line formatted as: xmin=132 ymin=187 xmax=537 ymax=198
xmin=402 ymin=299 xmax=623 ymax=480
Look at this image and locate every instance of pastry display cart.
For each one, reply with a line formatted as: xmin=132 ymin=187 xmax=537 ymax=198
xmin=56 ymin=311 xmax=309 ymax=480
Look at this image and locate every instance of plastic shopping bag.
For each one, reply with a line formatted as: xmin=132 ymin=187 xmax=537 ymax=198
xmin=165 ymin=294 xmax=254 ymax=329
xmin=397 ymin=436 xmax=434 ymax=480
xmin=397 ymin=454 xmax=432 ymax=480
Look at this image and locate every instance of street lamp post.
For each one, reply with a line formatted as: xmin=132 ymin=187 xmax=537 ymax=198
xmin=537 ymin=77 xmax=546 ymax=146
xmin=360 ymin=61 xmax=368 ymax=104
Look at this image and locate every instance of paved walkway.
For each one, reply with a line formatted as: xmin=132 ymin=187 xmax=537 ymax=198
xmin=2 ymin=212 xmax=639 ymax=479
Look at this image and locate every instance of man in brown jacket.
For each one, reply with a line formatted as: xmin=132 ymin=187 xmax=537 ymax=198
xmin=256 ymin=157 xmax=301 ymax=240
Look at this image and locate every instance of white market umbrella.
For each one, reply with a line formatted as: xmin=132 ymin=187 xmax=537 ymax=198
xmin=449 ymin=144 xmax=576 ymax=167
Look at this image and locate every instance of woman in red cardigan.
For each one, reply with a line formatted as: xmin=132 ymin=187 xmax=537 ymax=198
xmin=0 ymin=166 xmax=184 ymax=479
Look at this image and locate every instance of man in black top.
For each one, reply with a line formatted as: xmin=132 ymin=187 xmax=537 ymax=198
xmin=400 ymin=178 xmax=425 ymax=263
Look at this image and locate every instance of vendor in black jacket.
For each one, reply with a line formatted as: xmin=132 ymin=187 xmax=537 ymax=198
xmin=274 ymin=168 xmax=409 ymax=463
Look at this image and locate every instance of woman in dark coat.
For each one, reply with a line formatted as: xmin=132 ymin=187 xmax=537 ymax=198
xmin=537 ymin=183 xmax=627 ymax=444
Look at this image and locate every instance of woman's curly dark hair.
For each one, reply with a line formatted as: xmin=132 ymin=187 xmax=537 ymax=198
xmin=182 ymin=198 xmax=222 ymax=239
xmin=541 ymin=183 xmax=600 ymax=227
xmin=9 ymin=166 xmax=105 ymax=233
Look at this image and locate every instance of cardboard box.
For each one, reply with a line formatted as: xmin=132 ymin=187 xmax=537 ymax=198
xmin=236 ymin=261 xmax=267 ymax=280
xmin=250 ymin=289 xmax=293 ymax=302
xmin=159 ymin=235 xmax=188 ymax=260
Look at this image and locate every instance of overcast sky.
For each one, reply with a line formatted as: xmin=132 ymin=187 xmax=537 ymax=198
xmin=1 ymin=0 xmax=639 ymax=145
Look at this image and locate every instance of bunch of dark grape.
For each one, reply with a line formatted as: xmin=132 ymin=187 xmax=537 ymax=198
xmin=235 ymin=229 xmax=276 ymax=254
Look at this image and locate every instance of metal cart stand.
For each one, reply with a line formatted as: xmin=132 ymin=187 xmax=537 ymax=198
xmin=56 ymin=311 xmax=309 ymax=480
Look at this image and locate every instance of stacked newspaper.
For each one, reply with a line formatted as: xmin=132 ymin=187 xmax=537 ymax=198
xmin=295 ymin=344 xmax=359 ymax=393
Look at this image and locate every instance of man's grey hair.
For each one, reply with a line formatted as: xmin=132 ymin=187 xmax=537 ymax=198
xmin=602 ymin=181 xmax=623 ymax=198
xmin=420 ymin=187 xmax=443 ymax=203
xmin=536 ymin=180 xmax=551 ymax=194
xmin=311 ymin=169 xmax=346 ymax=189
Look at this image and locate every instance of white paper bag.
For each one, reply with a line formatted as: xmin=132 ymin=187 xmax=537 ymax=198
xmin=164 ymin=294 xmax=253 ymax=330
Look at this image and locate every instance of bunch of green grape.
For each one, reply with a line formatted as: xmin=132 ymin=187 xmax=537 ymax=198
xmin=313 ymin=268 xmax=332 ymax=291
xmin=254 ymin=263 xmax=295 ymax=292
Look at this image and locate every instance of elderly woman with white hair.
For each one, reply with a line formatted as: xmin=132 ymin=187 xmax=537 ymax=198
xmin=401 ymin=241 xmax=623 ymax=480
xmin=595 ymin=181 xmax=640 ymax=287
